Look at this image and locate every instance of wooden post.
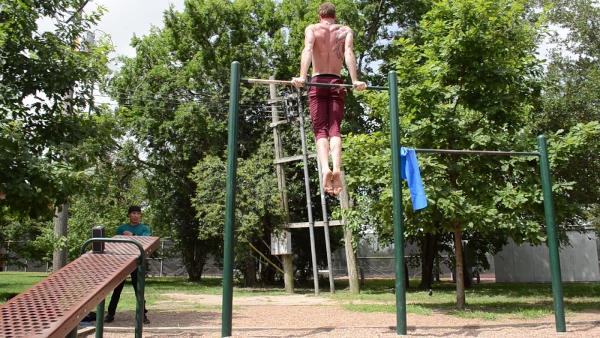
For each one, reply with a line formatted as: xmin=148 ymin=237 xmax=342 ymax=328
xmin=269 ymin=77 xmax=294 ymax=293
xmin=454 ymin=224 xmax=465 ymax=309
xmin=340 ymin=172 xmax=359 ymax=293
xmin=52 ymin=203 xmax=69 ymax=271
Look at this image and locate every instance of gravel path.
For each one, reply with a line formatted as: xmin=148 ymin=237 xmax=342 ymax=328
xmin=84 ymin=298 xmax=600 ymax=337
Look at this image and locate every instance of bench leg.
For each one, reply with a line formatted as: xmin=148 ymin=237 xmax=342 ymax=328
xmin=67 ymin=328 xmax=77 ymax=338
xmin=96 ymin=299 xmax=105 ymax=338
xmin=135 ymin=262 xmax=145 ymax=338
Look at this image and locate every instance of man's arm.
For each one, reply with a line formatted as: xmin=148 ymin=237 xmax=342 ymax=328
xmin=344 ymin=28 xmax=366 ymax=91
xmin=292 ymin=25 xmax=315 ymax=88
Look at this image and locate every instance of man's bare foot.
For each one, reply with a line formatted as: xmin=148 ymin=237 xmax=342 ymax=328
xmin=323 ymin=171 xmax=334 ymax=195
xmin=332 ymin=171 xmax=343 ymax=196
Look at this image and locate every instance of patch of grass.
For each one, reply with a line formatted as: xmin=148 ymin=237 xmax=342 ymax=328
xmin=0 ymin=272 xmax=47 ymax=303
xmin=3 ymin=272 xmax=600 ymax=322
xmin=451 ymin=309 xmax=497 ymax=320
xmin=344 ymin=303 xmax=432 ymax=316
xmin=112 ymin=277 xmax=290 ymax=311
xmin=511 ymin=307 xmax=552 ymax=319
xmin=335 ymin=279 xmax=600 ymax=321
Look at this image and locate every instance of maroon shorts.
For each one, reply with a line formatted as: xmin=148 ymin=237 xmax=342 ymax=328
xmin=308 ymin=74 xmax=346 ymax=140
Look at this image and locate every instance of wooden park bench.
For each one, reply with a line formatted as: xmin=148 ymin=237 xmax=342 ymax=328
xmin=0 ymin=235 xmax=160 ymax=338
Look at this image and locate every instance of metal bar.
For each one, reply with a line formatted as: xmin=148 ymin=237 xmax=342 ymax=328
xmin=222 ymin=61 xmax=241 ymax=338
xmin=389 ymin=71 xmax=407 ymax=335
xmin=538 ymin=135 xmax=566 ymax=332
xmin=284 ymin=220 xmax=344 ymax=228
xmin=274 ymin=153 xmax=317 ymax=165
xmin=415 ymin=148 xmax=539 ymax=156
xmin=242 ymin=78 xmax=388 ymax=91
xmin=135 ymin=253 xmax=145 ymax=338
xmin=80 ymin=238 xmax=145 ymax=257
xmin=316 ymin=159 xmax=335 ymax=293
xmin=296 ymin=89 xmax=320 ymax=295
xmin=95 ymin=299 xmax=104 ymax=338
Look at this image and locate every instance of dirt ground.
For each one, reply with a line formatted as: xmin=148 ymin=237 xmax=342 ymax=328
xmin=83 ymin=293 xmax=600 ymax=337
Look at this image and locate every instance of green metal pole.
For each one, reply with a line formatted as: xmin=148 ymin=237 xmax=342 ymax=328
xmin=135 ymin=256 xmax=145 ymax=338
xmin=537 ymin=134 xmax=566 ymax=332
xmin=222 ymin=61 xmax=241 ymax=338
xmin=389 ymin=71 xmax=407 ymax=335
xmin=95 ymin=299 xmax=105 ymax=338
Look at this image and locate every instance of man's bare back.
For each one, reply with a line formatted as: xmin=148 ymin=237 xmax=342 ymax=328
xmin=291 ymin=2 xmax=366 ymax=196
xmin=309 ymin=23 xmax=351 ymax=76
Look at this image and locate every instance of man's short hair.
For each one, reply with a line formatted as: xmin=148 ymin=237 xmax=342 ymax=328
xmin=128 ymin=205 xmax=142 ymax=214
xmin=318 ymin=2 xmax=336 ymax=19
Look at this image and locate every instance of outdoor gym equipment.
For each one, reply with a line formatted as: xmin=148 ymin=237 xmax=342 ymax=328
xmin=221 ymin=61 xmax=565 ymax=337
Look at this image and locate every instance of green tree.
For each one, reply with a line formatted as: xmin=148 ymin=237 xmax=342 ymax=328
xmin=0 ymin=0 xmax=114 ymax=263
xmin=345 ymin=0 xmax=550 ymax=308
xmin=109 ymin=0 xmax=427 ymax=282
xmin=190 ymin=143 xmax=284 ymax=285
xmin=110 ymin=0 xmax=291 ymax=281
xmin=0 ymin=0 xmax=111 ymax=216
xmin=539 ymin=0 xmax=600 ymax=227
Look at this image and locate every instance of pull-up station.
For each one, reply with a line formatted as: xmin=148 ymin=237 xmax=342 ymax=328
xmin=222 ymin=61 xmax=565 ymax=337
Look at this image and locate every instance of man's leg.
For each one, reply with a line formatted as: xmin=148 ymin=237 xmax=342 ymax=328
xmin=328 ymin=87 xmax=345 ymax=196
xmin=330 ymin=136 xmax=343 ymax=195
xmin=309 ymin=87 xmax=334 ymax=194
xmin=316 ymin=137 xmax=333 ymax=194
xmin=106 ymin=280 xmax=126 ymax=321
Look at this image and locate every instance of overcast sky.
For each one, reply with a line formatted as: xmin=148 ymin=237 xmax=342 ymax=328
xmin=90 ymin=0 xmax=185 ymax=57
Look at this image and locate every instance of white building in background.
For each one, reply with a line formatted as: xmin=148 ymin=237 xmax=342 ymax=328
xmin=494 ymin=231 xmax=600 ymax=282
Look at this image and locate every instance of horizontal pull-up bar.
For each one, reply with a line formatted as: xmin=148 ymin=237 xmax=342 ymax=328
xmin=242 ymin=78 xmax=388 ymax=91
xmin=415 ymin=148 xmax=540 ymax=157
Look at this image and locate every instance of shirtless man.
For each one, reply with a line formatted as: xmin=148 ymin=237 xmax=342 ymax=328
xmin=292 ymin=2 xmax=366 ymax=196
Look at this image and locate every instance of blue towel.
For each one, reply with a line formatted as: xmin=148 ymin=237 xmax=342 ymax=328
xmin=400 ymin=147 xmax=428 ymax=211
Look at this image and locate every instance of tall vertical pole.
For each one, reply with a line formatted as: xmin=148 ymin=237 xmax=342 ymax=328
xmin=95 ymin=300 xmax=104 ymax=338
xmin=297 ymin=90 xmax=320 ymax=295
xmin=135 ymin=257 xmax=145 ymax=338
xmin=537 ymin=135 xmax=566 ymax=332
xmin=389 ymin=71 xmax=407 ymax=335
xmin=316 ymin=160 xmax=335 ymax=293
xmin=222 ymin=61 xmax=240 ymax=337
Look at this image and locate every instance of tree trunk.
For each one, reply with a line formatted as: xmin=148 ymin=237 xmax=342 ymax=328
xmin=282 ymin=254 xmax=294 ymax=293
xmin=52 ymin=203 xmax=69 ymax=271
xmin=419 ymin=232 xmax=438 ymax=290
xmin=181 ymin=236 xmax=207 ymax=282
xmin=243 ymin=255 xmax=257 ymax=287
xmin=340 ymin=173 xmax=359 ymax=294
xmin=453 ymin=224 xmax=465 ymax=310
xmin=343 ymin=227 xmax=360 ymax=294
xmin=463 ymin=242 xmax=473 ymax=289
